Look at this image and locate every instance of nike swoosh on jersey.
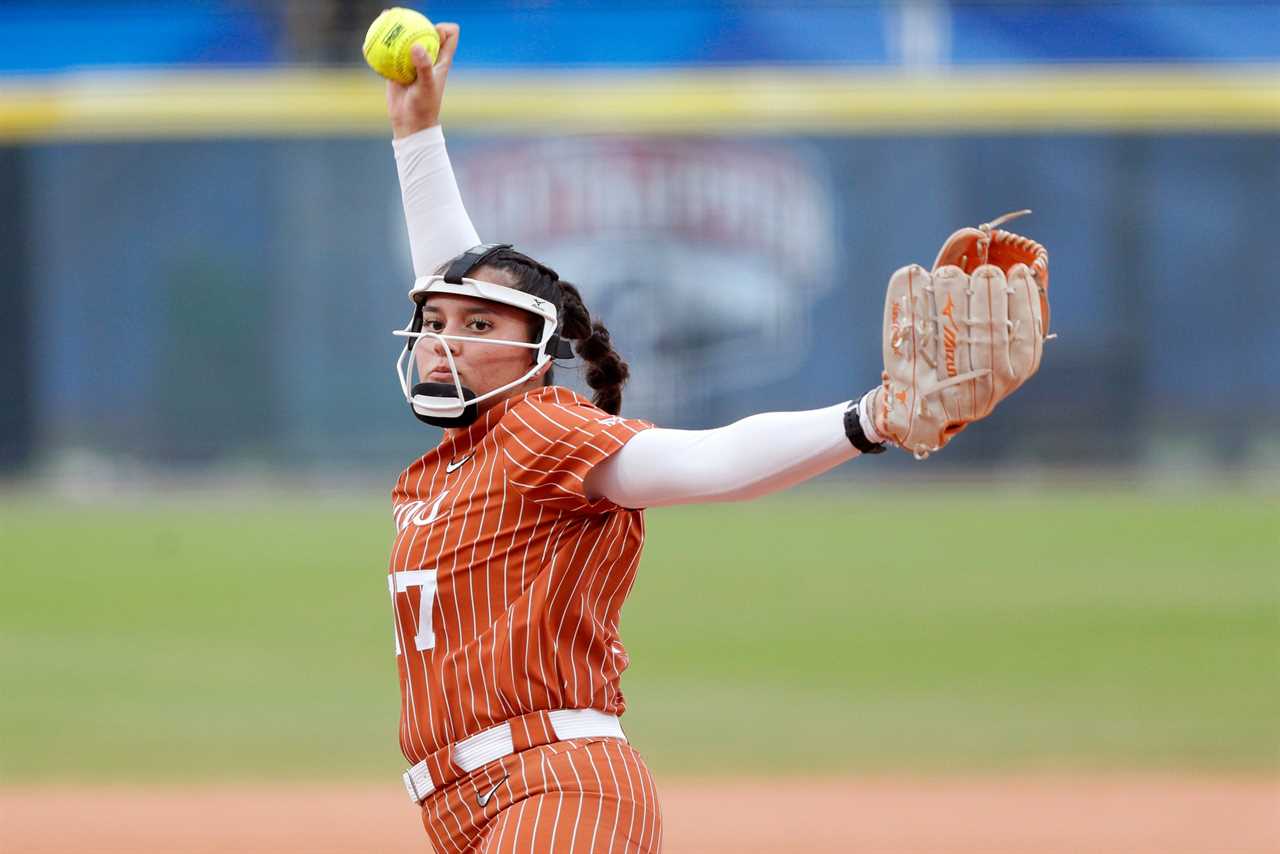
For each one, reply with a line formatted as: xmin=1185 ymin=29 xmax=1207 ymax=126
xmin=445 ymin=454 xmax=475 ymax=473
xmin=476 ymin=773 xmax=508 ymax=807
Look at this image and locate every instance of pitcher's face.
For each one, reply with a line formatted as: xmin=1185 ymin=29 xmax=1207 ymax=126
xmin=414 ymin=268 xmax=548 ymax=414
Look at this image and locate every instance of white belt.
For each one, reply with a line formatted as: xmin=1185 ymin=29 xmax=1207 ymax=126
xmin=403 ymin=708 xmax=625 ymax=803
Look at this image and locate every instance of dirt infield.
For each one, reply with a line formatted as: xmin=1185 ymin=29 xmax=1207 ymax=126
xmin=3 ymin=776 xmax=1276 ymax=853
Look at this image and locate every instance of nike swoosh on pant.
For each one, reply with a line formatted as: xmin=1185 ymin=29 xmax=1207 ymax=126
xmin=476 ymin=773 xmax=508 ymax=807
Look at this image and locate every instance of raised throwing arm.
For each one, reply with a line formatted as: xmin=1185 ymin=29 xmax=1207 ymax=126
xmin=386 ymin=23 xmax=481 ymax=276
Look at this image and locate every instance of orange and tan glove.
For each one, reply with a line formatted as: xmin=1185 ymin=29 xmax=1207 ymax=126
xmin=876 ymin=211 xmax=1050 ymax=459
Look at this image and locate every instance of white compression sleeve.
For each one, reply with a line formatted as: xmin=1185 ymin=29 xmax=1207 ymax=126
xmin=586 ymin=400 xmax=868 ymax=509
xmin=392 ymin=125 xmax=481 ymax=277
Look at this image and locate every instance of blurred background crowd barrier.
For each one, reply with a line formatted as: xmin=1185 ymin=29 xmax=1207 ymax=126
xmin=1 ymin=0 xmax=1277 ymax=481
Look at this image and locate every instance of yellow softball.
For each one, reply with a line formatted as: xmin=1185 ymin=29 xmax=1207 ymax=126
xmin=362 ymin=7 xmax=441 ymax=84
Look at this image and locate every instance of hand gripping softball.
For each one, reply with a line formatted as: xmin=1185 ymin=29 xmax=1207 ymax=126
xmin=877 ymin=210 xmax=1051 ymax=458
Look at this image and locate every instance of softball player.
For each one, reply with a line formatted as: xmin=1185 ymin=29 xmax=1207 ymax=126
xmin=384 ymin=27 xmax=888 ymax=853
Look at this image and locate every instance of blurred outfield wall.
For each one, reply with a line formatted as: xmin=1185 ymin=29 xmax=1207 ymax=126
xmin=0 ymin=1 xmax=1277 ymax=477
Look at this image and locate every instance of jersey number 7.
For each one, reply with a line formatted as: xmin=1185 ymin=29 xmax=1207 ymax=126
xmin=389 ymin=569 xmax=438 ymax=654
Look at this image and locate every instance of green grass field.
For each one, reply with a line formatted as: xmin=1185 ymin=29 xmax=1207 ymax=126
xmin=1 ymin=486 xmax=1276 ymax=783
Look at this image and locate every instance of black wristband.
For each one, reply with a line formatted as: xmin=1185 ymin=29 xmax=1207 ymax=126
xmin=844 ymin=398 xmax=887 ymax=454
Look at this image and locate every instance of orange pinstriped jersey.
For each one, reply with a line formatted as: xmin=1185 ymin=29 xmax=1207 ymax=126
xmin=387 ymin=386 xmax=653 ymax=764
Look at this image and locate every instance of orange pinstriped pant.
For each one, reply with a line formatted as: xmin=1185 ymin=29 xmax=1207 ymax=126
xmin=420 ymin=736 xmax=662 ymax=853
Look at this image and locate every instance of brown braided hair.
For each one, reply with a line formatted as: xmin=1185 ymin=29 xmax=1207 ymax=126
xmin=466 ymin=249 xmax=630 ymax=415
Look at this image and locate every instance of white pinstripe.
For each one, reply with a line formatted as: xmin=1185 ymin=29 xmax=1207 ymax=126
xmin=488 ymin=792 xmax=528 ymax=853
xmin=580 ymin=515 xmax=631 ymax=704
xmin=477 ymin=441 xmax=512 ymax=721
xmin=597 ymin=738 xmax=627 ymax=854
xmin=614 ymin=741 xmax=648 ymax=853
xmin=573 ymin=527 xmax=618 ymax=685
xmin=560 ymin=742 xmax=589 ymax=853
xmin=532 ymin=747 xmax=554 ymax=849
xmin=457 ymin=440 xmax=495 ymax=731
xmin=622 ymin=740 xmax=652 ymax=852
xmin=544 ymin=744 xmax=573 ymax=852
xmin=639 ymin=743 xmax=662 ymax=852
xmin=604 ymin=540 xmax=645 ymax=706
xmin=551 ymin=517 xmax=617 ymax=701
xmin=549 ymin=520 xmax=601 ymax=702
xmin=432 ymin=435 xmax=486 ymax=742
xmin=516 ymin=498 xmax=544 ymax=712
xmin=445 ymin=436 xmax=490 ymax=737
xmin=580 ymin=742 xmax=608 ymax=853
xmin=529 ymin=512 xmax=569 ymax=708
xmin=433 ymin=797 xmax=466 ymax=854
xmin=489 ymin=751 xmax=530 ymax=852
xmin=417 ymin=431 xmax=452 ymax=743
